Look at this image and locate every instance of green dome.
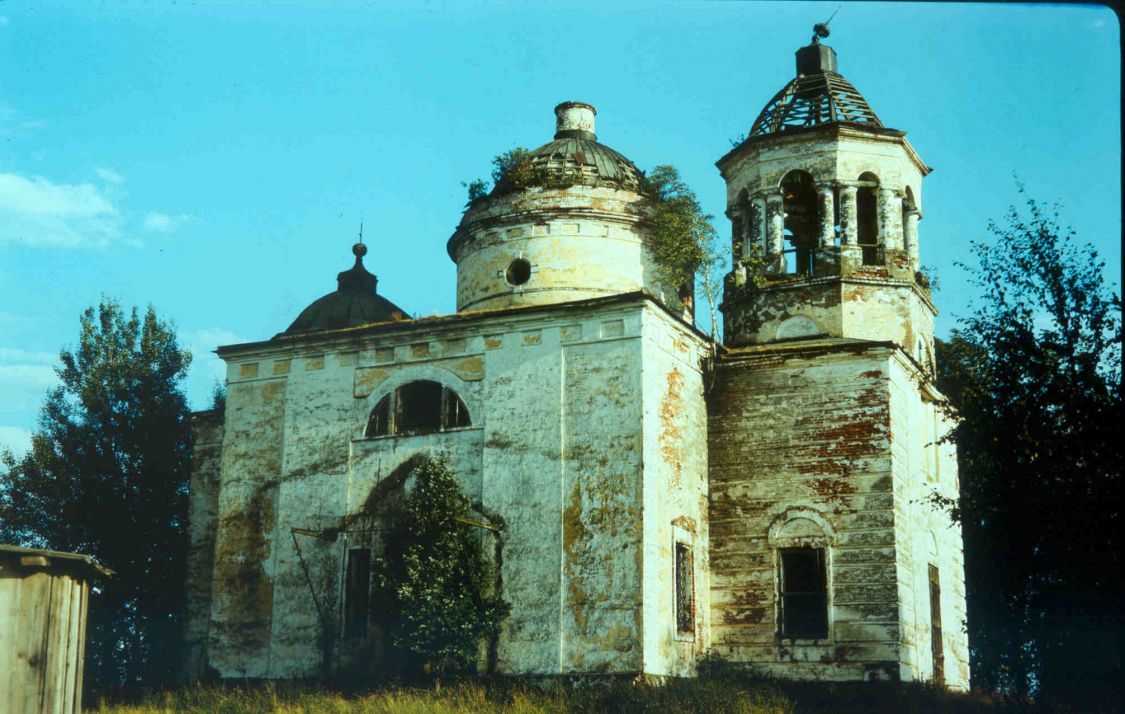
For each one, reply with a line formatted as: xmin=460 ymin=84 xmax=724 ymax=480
xmin=280 ymin=243 xmax=409 ymax=337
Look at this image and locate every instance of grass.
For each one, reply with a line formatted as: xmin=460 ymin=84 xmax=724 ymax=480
xmin=89 ymin=678 xmax=1064 ymax=714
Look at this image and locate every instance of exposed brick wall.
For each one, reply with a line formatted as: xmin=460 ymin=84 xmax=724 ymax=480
xmin=708 ymin=344 xmax=903 ymax=681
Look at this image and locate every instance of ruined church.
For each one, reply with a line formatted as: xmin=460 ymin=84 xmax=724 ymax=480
xmin=184 ymin=36 xmax=969 ymax=688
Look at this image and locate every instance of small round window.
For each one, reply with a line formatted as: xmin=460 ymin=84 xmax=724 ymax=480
xmin=505 ymin=258 xmax=532 ymax=286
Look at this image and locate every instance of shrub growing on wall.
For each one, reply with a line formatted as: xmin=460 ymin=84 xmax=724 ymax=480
xmin=373 ymin=455 xmax=508 ymax=675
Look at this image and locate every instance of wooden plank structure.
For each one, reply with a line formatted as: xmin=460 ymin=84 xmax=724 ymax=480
xmin=0 ymin=545 xmax=113 ymax=714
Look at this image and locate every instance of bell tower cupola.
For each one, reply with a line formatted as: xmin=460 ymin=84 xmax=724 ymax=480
xmin=717 ymin=27 xmax=935 ymax=362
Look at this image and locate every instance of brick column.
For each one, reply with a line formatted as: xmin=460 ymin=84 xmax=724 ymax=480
xmin=752 ymin=195 xmax=768 ymax=257
xmin=878 ymin=188 xmax=903 ymax=250
xmin=839 ymin=185 xmax=858 ymax=246
xmin=904 ymin=209 xmax=921 ymax=266
xmin=816 ymin=183 xmax=836 ymax=248
xmin=765 ymin=194 xmax=784 ymax=261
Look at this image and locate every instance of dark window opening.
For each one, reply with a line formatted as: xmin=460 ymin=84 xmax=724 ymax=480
xmin=365 ymin=380 xmax=473 ymax=438
xmin=397 ymin=380 xmax=444 ymax=434
xmin=781 ymin=171 xmax=819 ymax=276
xmin=857 ymin=173 xmax=881 ymax=265
xmin=366 ymin=395 xmax=390 ymax=437
xmin=929 ymin=564 xmax=945 ymax=683
xmin=779 ymin=547 xmax=828 ymax=639
xmin=506 ymin=258 xmax=532 ymax=286
xmin=344 ymin=548 xmax=371 ymax=638
xmin=444 ymin=388 xmax=471 ymax=429
xmin=675 ymin=542 xmax=695 ymax=634
xmin=731 ymin=214 xmax=744 ymax=257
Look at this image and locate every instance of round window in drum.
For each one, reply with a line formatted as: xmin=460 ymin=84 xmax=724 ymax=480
xmin=505 ymin=258 xmax=532 ymax=286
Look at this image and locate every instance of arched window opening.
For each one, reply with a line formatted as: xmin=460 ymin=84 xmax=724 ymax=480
xmin=857 ymin=172 xmax=881 ymax=265
xmin=770 ymin=513 xmax=832 ymax=641
xmin=779 ymin=547 xmax=829 ymax=639
xmin=364 ymin=380 xmax=472 ymax=438
xmin=781 ymin=171 xmax=818 ymax=276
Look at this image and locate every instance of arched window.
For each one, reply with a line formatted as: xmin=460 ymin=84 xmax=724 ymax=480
xmin=769 ymin=512 xmax=833 ymax=641
xmin=856 ymin=172 xmax=881 ymax=265
xmin=365 ymin=380 xmax=472 ymax=437
xmin=780 ymin=170 xmax=818 ymax=276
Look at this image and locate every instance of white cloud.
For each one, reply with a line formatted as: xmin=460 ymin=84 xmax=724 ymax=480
xmin=143 ymin=211 xmax=190 ymax=233
xmin=0 ymin=364 xmax=59 ymax=390
xmin=0 ymin=172 xmax=123 ymax=247
xmin=95 ymin=167 xmax=124 ymax=184
xmin=0 ymin=347 xmax=57 ymax=364
xmin=0 ymin=427 xmax=32 ymax=457
xmin=0 ymin=102 xmax=43 ymax=136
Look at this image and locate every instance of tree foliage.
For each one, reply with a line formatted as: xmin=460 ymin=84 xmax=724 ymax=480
xmin=935 ymin=187 xmax=1121 ymax=709
xmin=373 ymin=455 xmax=508 ymax=674
xmin=641 ymin=165 xmax=724 ymax=336
xmin=0 ymin=299 xmax=193 ymax=692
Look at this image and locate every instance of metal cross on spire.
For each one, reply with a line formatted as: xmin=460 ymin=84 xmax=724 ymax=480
xmin=811 ymin=7 xmax=840 ymax=45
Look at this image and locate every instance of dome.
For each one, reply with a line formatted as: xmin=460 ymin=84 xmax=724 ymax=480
xmin=749 ymin=42 xmax=883 ymax=137
xmin=491 ymin=102 xmax=644 ymax=195
xmin=280 ymin=243 xmax=409 ymax=337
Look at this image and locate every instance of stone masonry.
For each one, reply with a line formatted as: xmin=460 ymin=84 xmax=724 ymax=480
xmin=183 ymin=37 xmax=968 ymax=689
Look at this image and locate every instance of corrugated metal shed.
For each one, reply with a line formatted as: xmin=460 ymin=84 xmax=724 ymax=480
xmin=0 ymin=545 xmax=113 ymax=714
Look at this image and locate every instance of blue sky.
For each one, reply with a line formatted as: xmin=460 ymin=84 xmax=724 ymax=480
xmin=0 ymin=1 xmax=1120 ymax=454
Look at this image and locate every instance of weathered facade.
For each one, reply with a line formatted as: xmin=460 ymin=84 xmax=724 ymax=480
xmin=184 ymin=38 xmax=968 ymax=688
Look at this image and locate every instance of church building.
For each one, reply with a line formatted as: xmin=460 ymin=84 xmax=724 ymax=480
xmin=183 ymin=35 xmax=969 ymax=688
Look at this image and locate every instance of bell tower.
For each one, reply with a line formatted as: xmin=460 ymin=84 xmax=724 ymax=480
xmin=717 ymin=31 xmax=935 ymax=369
xmin=706 ymin=28 xmax=969 ymax=688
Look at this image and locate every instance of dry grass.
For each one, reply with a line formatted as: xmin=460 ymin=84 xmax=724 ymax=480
xmin=89 ymin=678 xmax=1062 ymax=714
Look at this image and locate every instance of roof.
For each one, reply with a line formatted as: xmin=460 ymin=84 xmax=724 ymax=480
xmin=221 ymin=290 xmax=710 ymax=357
xmin=490 ymin=102 xmax=645 ymax=196
xmin=748 ymin=42 xmax=884 ymax=138
xmin=513 ymin=135 xmax=644 ymax=193
xmin=280 ymin=243 xmax=410 ymax=338
xmin=0 ymin=544 xmax=115 ymax=579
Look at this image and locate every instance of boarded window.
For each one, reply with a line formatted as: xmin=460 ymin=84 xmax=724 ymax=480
xmin=779 ymin=547 xmax=828 ymax=639
xmin=365 ymin=381 xmax=472 ymax=437
xmin=344 ymin=548 xmax=371 ymax=638
xmin=930 ymin=564 xmax=945 ymax=683
xmin=675 ymin=542 xmax=695 ymax=634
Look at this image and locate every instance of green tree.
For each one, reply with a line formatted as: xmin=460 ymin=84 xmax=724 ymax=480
xmin=935 ymin=188 xmax=1121 ymax=709
xmin=373 ymin=455 xmax=508 ymax=675
xmin=0 ymin=299 xmax=193 ymax=692
xmin=642 ymin=165 xmax=724 ymax=337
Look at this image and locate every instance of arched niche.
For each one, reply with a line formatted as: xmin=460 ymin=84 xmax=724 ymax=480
xmin=856 ymin=171 xmax=881 ymax=264
xmin=775 ymin=315 xmax=822 ymax=341
xmin=767 ymin=508 xmax=835 ymax=547
xmin=780 ymin=170 xmax=818 ymax=275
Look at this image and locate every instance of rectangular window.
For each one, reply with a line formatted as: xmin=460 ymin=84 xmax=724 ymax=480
xmin=674 ymin=542 xmax=695 ymax=635
xmin=779 ymin=547 xmax=829 ymax=639
xmin=929 ymin=564 xmax=945 ymax=682
xmin=344 ymin=548 xmax=371 ymax=638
